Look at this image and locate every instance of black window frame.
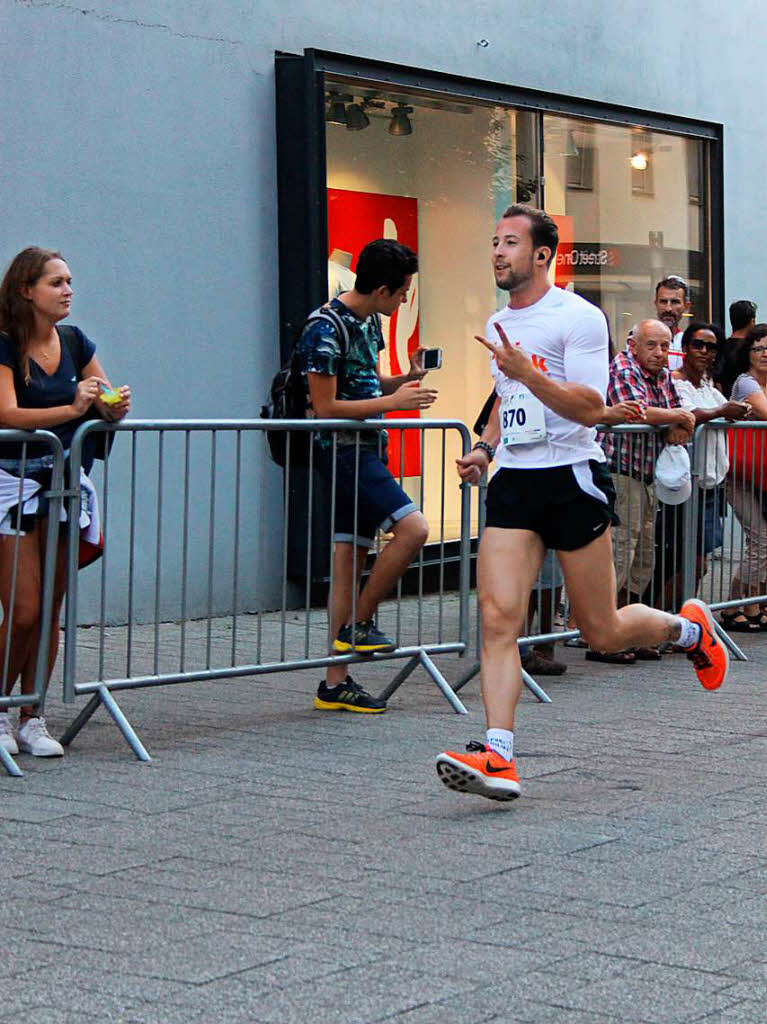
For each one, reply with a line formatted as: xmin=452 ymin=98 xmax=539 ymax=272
xmin=275 ymin=47 xmax=724 ymax=364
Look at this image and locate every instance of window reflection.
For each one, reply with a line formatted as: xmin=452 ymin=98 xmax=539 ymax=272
xmin=322 ymin=82 xmax=710 ymax=539
xmin=544 ymin=115 xmax=709 ymax=349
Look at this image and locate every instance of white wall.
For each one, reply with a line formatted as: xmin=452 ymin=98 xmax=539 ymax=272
xmin=3 ymin=0 xmax=767 ymax=614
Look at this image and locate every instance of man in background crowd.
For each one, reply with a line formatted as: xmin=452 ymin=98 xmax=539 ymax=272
xmin=594 ymin=319 xmax=695 ymax=664
xmin=654 ymin=275 xmax=692 ymax=371
xmin=718 ymin=299 xmax=758 ymax=397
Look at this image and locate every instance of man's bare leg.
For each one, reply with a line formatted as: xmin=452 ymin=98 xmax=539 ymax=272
xmin=478 ymin=527 xmax=546 ymax=730
xmin=326 ymin=541 xmax=368 ymax=687
xmin=559 ymin=530 xmax=688 ymax=652
xmin=354 ymin=511 xmax=428 ymax=623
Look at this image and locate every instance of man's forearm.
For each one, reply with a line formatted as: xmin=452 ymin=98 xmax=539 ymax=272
xmin=379 ymin=372 xmax=413 ymax=395
xmin=519 ymin=369 xmax=603 ymax=427
xmin=316 ymin=395 xmax=393 ymax=419
xmin=644 ymin=406 xmax=685 ymax=426
xmin=481 ymin=397 xmax=501 ymax=449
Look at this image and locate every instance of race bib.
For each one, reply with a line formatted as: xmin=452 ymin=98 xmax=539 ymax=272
xmin=500 ymin=387 xmax=547 ymax=446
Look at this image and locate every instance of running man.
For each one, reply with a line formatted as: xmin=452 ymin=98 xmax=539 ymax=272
xmin=435 ymin=205 xmax=728 ymax=801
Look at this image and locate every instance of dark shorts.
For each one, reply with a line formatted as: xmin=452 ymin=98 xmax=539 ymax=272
xmin=317 ymin=446 xmax=417 ymax=549
xmin=485 ymin=460 xmax=618 ymax=552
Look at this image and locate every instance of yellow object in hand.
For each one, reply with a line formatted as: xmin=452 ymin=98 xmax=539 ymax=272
xmin=100 ymin=387 xmax=123 ymax=406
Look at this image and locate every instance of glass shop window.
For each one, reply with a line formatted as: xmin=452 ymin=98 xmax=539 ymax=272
xmin=324 ymin=81 xmax=539 ymax=539
xmin=543 ymin=115 xmax=710 ymax=350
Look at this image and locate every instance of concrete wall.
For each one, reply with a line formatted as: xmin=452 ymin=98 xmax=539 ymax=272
xmin=2 ymin=0 xmax=766 ymax=619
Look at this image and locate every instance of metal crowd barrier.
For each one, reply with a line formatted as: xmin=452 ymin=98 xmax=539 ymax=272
xmin=686 ymin=420 xmax=767 ymax=642
xmin=0 ymin=432 xmax=66 ymax=778
xmin=58 ymin=418 xmax=473 ymax=761
xmin=454 ymin=423 xmax=749 ymax=700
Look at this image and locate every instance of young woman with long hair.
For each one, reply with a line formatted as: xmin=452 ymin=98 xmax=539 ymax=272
xmin=0 ymin=247 xmax=130 ymax=757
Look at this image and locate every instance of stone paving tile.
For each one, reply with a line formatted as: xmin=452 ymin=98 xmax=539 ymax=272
xmin=1 ymin=608 xmax=765 ymax=1023
xmin=0 ymin=1010 xmax=101 ymax=1024
xmin=552 ymin=974 xmax=743 ymax=1022
xmin=694 ymin=1000 xmax=765 ymax=1023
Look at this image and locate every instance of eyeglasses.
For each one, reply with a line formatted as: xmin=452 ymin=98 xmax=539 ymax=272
xmin=751 ymin=345 xmax=767 ymax=355
xmin=688 ymin=339 xmax=719 ymax=353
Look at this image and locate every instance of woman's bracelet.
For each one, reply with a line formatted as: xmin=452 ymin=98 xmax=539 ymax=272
xmin=473 ymin=441 xmax=495 ymax=461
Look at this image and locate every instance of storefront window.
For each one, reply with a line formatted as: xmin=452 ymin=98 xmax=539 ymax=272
xmin=544 ymin=115 xmax=709 ymax=348
xmin=324 ymin=80 xmax=540 ymax=538
xmin=318 ymin=75 xmax=711 ymax=542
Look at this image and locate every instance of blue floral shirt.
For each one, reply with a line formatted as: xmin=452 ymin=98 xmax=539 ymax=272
xmin=295 ymin=298 xmax=385 ymax=450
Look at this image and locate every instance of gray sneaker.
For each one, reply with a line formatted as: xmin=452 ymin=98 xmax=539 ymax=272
xmin=17 ymin=717 xmax=64 ymax=757
xmin=333 ymin=620 xmax=396 ymax=654
xmin=0 ymin=713 xmax=18 ymax=755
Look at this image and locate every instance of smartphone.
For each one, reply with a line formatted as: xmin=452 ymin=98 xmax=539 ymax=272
xmin=422 ymin=348 xmax=443 ymax=371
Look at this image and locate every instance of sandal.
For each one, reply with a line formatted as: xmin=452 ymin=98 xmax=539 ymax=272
xmin=564 ymin=636 xmax=588 ymax=648
xmin=633 ymin=646 xmax=663 ymax=660
xmin=745 ymin=612 xmax=767 ymax=631
xmin=585 ymin=648 xmax=637 ymax=665
xmin=720 ymin=611 xmax=759 ymax=633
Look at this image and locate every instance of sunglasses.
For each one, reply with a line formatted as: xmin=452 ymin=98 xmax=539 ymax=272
xmin=688 ymin=339 xmax=719 ymax=353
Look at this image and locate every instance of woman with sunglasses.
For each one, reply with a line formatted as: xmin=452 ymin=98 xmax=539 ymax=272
xmin=668 ymin=323 xmax=749 ymax=617
xmin=722 ymin=324 xmax=767 ymax=629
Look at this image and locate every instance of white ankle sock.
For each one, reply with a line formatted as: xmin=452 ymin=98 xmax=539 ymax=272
xmin=486 ymin=728 xmax=514 ymax=762
xmin=676 ymin=617 xmax=702 ymax=649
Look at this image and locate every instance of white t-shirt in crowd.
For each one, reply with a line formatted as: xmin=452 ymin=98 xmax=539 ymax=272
xmin=667 ymin=330 xmax=685 ymax=372
xmin=488 ymin=286 xmax=609 ymax=470
xmin=674 ymin=375 xmax=729 ymax=487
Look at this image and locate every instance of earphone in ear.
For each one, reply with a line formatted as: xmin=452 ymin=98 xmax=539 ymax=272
xmin=537 ymin=252 xmax=547 ymax=262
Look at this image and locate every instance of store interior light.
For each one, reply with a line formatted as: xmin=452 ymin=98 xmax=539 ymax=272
xmin=345 ymin=101 xmax=370 ymax=131
xmin=630 ymin=151 xmax=649 ymax=171
xmin=389 ymin=104 xmax=413 ymax=136
xmin=326 ymin=92 xmax=351 ymax=126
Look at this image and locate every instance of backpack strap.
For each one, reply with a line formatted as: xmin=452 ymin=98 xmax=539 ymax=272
xmin=304 ymin=305 xmax=349 ymax=357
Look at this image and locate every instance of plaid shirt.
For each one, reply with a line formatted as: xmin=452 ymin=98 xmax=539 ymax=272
xmin=601 ymin=351 xmax=681 ymax=482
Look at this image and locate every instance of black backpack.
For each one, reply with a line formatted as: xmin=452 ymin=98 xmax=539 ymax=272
xmin=262 ymin=305 xmax=349 ymax=468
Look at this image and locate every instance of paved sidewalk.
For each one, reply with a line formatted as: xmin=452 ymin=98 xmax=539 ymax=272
xmin=1 ymin=618 xmax=765 ymax=1023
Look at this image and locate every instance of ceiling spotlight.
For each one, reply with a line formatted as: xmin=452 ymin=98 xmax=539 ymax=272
xmin=389 ymin=103 xmax=413 ymax=136
xmin=326 ymin=92 xmax=351 ymax=126
xmin=630 ymin=151 xmax=649 ymax=171
xmin=345 ymin=101 xmax=370 ymax=131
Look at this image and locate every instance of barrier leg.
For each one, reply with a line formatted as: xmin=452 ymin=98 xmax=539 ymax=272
xmin=419 ymin=650 xmax=467 ymax=714
xmin=60 ymin=687 xmax=151 ymax=762
xmin=59 ymin=693 xmax=102 ymax=747
xmin=98 ymin=687 xmax=151 ymax=762
xmin=713 ymin=621 xmax=748 ymax=662
xmin=0 ymin=743 xmax=23 ymax=777
xmin=451 ymin=659 xmax=552 ymax=703
xmin=452 ymin=660 xmax=480 ymax=694
xmin=377 ymin=655 xmax=420 ymax=702
xmin=521 ymin=668 xmax=553 ymax=704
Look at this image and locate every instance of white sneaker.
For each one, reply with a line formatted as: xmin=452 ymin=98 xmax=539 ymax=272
xmin=0 ymin=714 xmax=18 ymax=755
xmin=17 ymin=717 xmax=64 ymax=757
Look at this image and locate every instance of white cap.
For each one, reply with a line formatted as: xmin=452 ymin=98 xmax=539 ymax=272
xmin=655 ymin=444 xmax=692 ymax=505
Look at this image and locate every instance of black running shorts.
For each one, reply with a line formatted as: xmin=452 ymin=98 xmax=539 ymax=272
xmin=485 ymin=460 xmax=618 ymax=552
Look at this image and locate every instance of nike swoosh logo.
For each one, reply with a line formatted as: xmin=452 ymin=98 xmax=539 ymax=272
xmin=485 ymin=760 xmax=511 ymax=774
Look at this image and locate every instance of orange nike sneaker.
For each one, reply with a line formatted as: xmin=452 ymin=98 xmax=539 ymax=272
xmin=679 ymin=598 xmax=729 ymax=691
xmin=436 ymin=741 xmax=521 ymax=801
